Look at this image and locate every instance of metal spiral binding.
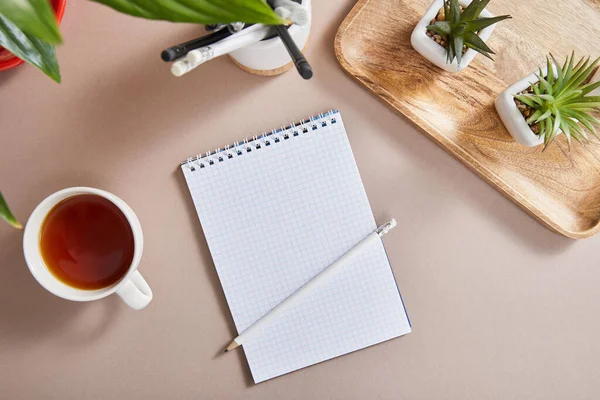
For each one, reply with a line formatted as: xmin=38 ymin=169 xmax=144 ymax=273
xmin=183 ymin=110 xmax=339 ymax=171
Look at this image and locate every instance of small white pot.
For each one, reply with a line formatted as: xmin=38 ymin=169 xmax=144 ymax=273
xmin=410 ymin=0 xmax=496 ymax=72
xmin=495 ymin=65 xmax=557 ymax=147
xmin=229 ymin=0 xmax=311 ymax=75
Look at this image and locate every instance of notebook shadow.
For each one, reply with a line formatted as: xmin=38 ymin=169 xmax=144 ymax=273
xmin=173 ymin=169 xmax=255 ymax=387
xmin=0 ymin=229 xmax=122 ymax=351
xmin=322 ymin=10 xmax=570 ymax=253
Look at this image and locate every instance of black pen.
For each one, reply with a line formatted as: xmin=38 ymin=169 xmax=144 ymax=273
xmin=161 ymin=28 xmax=232 ymax=62
xmin=274 ymin=24 xmax=312 ymax=80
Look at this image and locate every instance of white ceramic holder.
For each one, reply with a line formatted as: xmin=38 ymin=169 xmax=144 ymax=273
xmin=495 ymin=64 xmax=557 ymax=147
xmin=410 ymin=0 xmax=496 ymax=72
xmin=229 ymin=0 xmax=311 ymax=76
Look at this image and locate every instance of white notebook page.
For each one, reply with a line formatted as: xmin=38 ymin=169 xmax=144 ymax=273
xmin=182 ymin=111 xmax=411 ymax=383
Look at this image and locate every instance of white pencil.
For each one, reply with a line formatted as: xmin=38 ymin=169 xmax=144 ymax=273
xmin=224 ymin=218 xmax=398 ymax=352
xmin=186 ymin=24 xmax=271 ymax=66
xmin=170 ymin=24 xmax=271 ymax=77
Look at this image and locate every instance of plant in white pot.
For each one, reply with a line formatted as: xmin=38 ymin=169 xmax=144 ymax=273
xmin=495 ymin=53 xmax=600 ymax=149
xmin=411 ymin=0 xmax=510 ymax=72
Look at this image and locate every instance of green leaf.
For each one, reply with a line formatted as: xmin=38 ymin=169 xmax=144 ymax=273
xmin=538 ymin=119 xmax=545 ymax=137
xmin=0 ymin=192 xmax=22 ymax=229
xmin=551 ymin=54 xmax=565 ymax=93
xmin=90 ymin=0 xmax=285 ymax=25
xmin=0 ymin=13 xmax=60 ymax=82
xmin=552 ymin=109 xmax=562 ymax=137
xmin=536 ymin=108 xmax=553 ymax=123
xmin=565 ymin=118 xmax=586 ymax=144
xmin=526 ymin=109 xmax=543 ymax=124
xmin=0 ymin=0 xmax=61 ymax=44
xmin=473 ymin=0 xmax=491 ymax=17
xmin=465 ymin=42 xmax=493 ymax=60
xmin=537 ymin=73 xmax=553 ymax=95
xmin=554 ymin=90 xmax=582 ymax=106
xmin=449 ymin=0 xmax=460 ymax=25
xmin=580 ymin=80 xmax=600 ymax=96
xmin=546 ymin=56 xmax=554 ymax=87
xmin=560 ymin=118 xmax=571 ymax=150
xmin=443 ymin=0 xmax=450 ymax=21
xmin=563 ymin=109 xmax=599 ymax=138
xmin=563 ymin=51 xmax=575 ymax=80
xmin=567 ymin=96 xmax=600 ymax=102
xmin=562 ymin=56 xmax=592 ymax=93
xmin=460 ymin=0 xmax=479 ymax=20
xmin=567 ymin=57 xmax=600 ymax=91
xmin=514 ymin=94 xmax=537 ymax=108
xmin=461 ymin=0 xmax=490 ymax=20
xmin=464 ymin=31 xmax=493 ymax=59
xmin=453 ymin=33 xmax=464 ymax=65
xmin=537 ymin=94 xmax=555 ymax=102
xmin=543 ymin=117 xmax=555 ymax=150
xmin=465 ymin=15 xmax=511 ymax=32
xmin=567 ymin=102 xmax=600 ymax=108
xmin=446 ymin=34 xmax=455 ymax=64
xmin=427 ymin=21 xmax=451 ymax=35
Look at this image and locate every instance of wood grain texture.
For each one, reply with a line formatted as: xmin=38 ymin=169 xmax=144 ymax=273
xmin=229 ymin=55 xmax=295 ymax=76
xmin=229 ymin=40 xmax=309 ymax=77
xmin=335 ymin=0 xmax=600 ymax=239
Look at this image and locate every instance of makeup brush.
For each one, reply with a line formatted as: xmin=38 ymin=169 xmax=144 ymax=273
xmin=273 ymin=0 xmax=309 ymax=26
xmin=271 ymin=1 xmax=312 ymax=79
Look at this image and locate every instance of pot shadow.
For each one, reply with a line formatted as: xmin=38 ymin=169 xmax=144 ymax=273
xmin=173 ymin=168 xmax=255 ymax=388
xmin=0 ymin=65 xmax=22 ymax=89
xmin=320 ymin=4 xmax=571 ymax=254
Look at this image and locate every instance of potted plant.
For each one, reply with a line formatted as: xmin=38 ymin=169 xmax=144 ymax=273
xmin=0 ymin=0 xmax=66 ymax=74
xmin=495 ymin=53 xmax=600 ymax=149
xmin=0 ymin=0 xmax=284 ymax=82
xmin=410 ymin=0 xmax=510 ymax=72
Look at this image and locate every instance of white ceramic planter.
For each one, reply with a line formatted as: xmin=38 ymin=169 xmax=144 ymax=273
xmin=495 ymin=65 xmax=557 ymax=147
xmin=410 ymin=0 xmax=496 ymax=72
xmin=229 ymin=0 xmax=311 ymax=75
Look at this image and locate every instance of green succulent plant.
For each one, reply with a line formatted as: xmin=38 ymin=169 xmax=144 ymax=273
xmin=514 ymin=53 xmax=600 ymax=150
xmin=426 ymin=0 xmax=511 ymax=65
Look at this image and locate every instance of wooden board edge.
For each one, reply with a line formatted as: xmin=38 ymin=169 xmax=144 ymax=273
xmin=333 ymin=2 xmax=600 ymax=239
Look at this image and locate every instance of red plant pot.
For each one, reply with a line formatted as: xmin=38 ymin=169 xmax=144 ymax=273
xmin=0 ymin=0 xmax=67 ymax=72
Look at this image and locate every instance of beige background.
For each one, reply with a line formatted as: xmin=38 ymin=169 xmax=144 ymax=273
xmin=1 ymin=1 xmax=600 ymax=399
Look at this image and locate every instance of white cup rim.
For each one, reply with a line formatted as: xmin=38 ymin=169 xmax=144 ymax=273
xmin=23 ymin=187 xmax=144 ymax=302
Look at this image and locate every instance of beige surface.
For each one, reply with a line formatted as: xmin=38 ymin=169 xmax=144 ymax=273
xmin=0 ymin=1 xmax=599 ymax=399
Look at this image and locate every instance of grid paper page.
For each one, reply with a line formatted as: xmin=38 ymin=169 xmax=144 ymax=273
xmin=182 ymin=111 xmax=411 ymax=383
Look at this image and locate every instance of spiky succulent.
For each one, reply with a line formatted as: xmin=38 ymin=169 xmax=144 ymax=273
xmin=427 ymin=0 xmax=511 ymax=65
xmin=514 ymin=53 xmax=600 ymax=150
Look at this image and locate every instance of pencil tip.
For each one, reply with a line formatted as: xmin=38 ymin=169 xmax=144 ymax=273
xmin=224 ymin=349 xmax=229 ymax=353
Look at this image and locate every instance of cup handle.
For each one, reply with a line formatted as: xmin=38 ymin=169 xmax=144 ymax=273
xmin=116 ymin=270 xmax=153 ymax=310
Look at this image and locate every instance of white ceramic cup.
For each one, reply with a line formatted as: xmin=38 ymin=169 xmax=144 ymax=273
xmin=23 ymin=187 xmax=153 ymax=310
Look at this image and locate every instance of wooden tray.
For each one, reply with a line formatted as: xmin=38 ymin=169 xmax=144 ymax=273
xmin=335 ymin=0 xmax=600 ymax=239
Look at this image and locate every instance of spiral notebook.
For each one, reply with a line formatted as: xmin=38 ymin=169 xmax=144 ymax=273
xmin=181 ymin=110 xmax=411 ymax=383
